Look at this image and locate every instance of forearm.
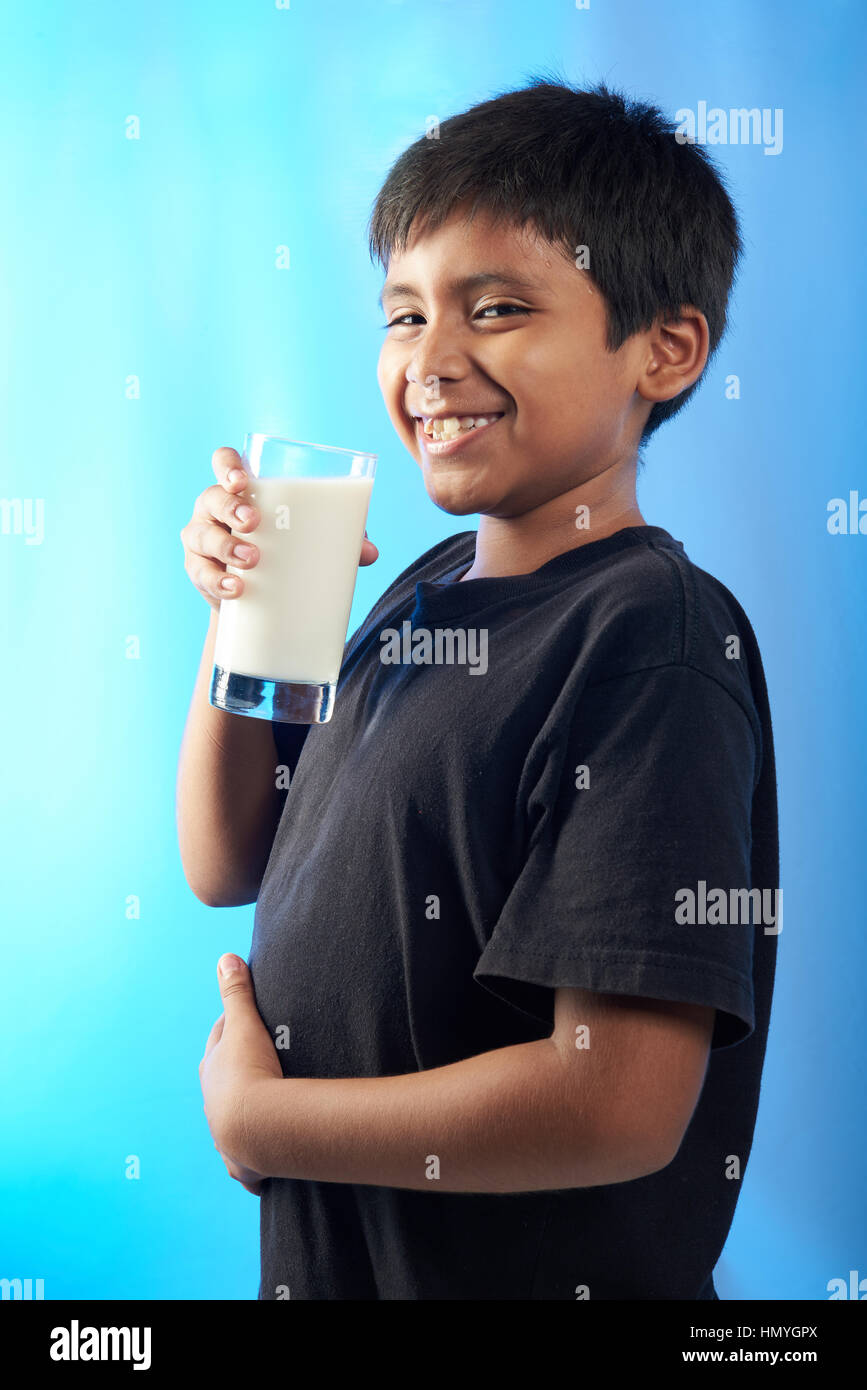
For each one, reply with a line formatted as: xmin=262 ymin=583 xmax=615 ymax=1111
xmin=176 ymin=609 xmax=284 ymax=906
xmin=241 ymin=1037 xmax=660 ymax=1193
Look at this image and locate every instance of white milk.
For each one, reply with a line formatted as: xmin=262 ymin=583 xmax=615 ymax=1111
xmin=213 ymin=473 xmax=373 ymax=685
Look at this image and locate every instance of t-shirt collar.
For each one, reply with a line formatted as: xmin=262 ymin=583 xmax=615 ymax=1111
xmin=414 ymin=525 xmax=681 ymax=618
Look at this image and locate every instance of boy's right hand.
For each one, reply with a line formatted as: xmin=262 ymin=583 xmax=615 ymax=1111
xmin=180 ymin=446 xmax=380 ymax=612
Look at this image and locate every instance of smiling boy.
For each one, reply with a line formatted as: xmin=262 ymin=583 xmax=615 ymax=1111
xmin=192 ymin=78 xmax=778 ymax=1300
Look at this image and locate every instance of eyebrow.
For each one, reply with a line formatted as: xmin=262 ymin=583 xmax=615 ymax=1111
xmin=377 ymin=270 xmax=545 ymax=312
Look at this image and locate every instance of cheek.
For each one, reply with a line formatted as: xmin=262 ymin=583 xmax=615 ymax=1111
xmin=516 ymin=370 xmax=591 ymax=433
xmin=376 ymin=342 xmax=397 ymax=389
xmin=508 ymin=338 xmax=588 ymax=417
xmin=377 ymin=350 xmax=405 ymax=417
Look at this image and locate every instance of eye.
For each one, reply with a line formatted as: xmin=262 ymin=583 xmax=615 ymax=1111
xmin=380 ymin=313 xmax=424 ymax=330
xmin=476 ymin=303 xmax=529 ymax=319
xmin=379 ymin=303 xmax=530 ymax=330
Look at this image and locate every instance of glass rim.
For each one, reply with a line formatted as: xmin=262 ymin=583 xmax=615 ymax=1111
xmin=244 ymin=431 xmax=377 ymax=461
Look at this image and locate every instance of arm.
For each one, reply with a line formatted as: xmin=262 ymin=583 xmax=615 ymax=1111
xmin=175 ymin=609 xmax=291 ymax=907
xmin=234 ymin=985 xmax=714 ymax=1192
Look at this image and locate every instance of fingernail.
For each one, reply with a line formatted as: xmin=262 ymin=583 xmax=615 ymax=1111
xmin=220 ymin=954 xmax=244 ymax=977
xmin=220 ymin=577 xmax=237 ymax=592
xmin=235 ymin=505 xmax=255 ymax=523
xmin=228 ymin=469 xmax=245 ymax=485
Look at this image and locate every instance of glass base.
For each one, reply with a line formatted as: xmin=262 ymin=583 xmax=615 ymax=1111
xmin=210 ymin=664 xmax=336 ymax=724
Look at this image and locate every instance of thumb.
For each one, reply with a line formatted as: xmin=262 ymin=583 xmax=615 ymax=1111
xmin=217 ymin=953 xmax=255 ymax=1014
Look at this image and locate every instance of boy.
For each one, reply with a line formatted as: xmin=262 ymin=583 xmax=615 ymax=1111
xmin=189 ymin=79 xmax=778 ymax=1300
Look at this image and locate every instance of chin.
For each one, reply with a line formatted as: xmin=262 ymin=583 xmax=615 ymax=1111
xmin=424 ymin=489 xmax=480 ymax=517
xmin=420 ymin=471 xmax=490 ymax=516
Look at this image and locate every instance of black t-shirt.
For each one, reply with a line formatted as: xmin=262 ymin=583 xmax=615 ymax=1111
xmin=249 ymin=525 xmax=779 ymax=1300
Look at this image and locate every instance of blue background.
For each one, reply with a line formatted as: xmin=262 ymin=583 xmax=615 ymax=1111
xmin=1 ymin=0 xmax=864 ymax=1300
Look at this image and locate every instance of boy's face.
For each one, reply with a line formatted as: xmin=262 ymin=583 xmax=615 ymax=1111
xmin=377 ymin=204 xmax=652 ymax=519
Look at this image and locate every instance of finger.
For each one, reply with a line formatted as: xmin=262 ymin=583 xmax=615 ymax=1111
xmin=208 ymin=448 xmax=260 ymax=547
xmin=184 ymin=517 xmax=259 ymax=577
xmin=360 ymin=530 xmax=379 ymax=566
xmin=191 ymin=481 xmax=260 ymax=535
xmin=216 ymin=954 xmax=258 ymax=1020
xmin=211 ymin=446 xmax=249 ymax=492
xmin=181 ymin=481 xmax=261 ymax=603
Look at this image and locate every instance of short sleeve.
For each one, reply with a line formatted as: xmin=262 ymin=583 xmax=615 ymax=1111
xmin=473 ymin=664 xmax=761 ymax=1050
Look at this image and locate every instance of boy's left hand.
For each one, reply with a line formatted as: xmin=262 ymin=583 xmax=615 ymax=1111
xmin=198 ymin=954 xmax=283 ymax=1174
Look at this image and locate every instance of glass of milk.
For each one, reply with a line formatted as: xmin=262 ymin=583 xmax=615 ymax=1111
xmin=210 ymin=433 xmax=376 ymax=724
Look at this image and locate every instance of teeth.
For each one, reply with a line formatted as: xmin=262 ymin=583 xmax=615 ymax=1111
xmin=422 ymin=414 xmax=500 ymax=439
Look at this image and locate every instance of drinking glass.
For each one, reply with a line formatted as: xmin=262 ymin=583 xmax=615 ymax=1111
xmin=210 ymin=433 xmax=376 ymax=724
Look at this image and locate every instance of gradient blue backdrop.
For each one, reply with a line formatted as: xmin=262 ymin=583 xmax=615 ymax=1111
xmin=2 ymin=0 xmax=864 ymax=1300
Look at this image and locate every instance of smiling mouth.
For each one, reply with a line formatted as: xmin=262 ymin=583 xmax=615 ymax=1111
xmin=412 ymin=413 xmax=505 ymax=456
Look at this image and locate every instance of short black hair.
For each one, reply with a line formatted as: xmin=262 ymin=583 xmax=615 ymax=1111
xmin=368 ymin=71 xmax=743 ymax=446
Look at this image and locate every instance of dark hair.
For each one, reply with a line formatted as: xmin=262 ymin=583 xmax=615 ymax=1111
xmin=367 ymin=71 xmax=743 ymax=446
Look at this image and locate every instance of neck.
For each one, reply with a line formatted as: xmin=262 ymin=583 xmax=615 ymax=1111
xmin=459 ymin=456 xmax=647 ymax=582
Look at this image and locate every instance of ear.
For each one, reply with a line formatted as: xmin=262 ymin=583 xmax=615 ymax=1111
xmin=636 ymin=306 xmax=710 ymax=407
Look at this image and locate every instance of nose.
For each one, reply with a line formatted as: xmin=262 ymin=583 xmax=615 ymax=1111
xmin=406 ymin=326 xmax=468 ymax=405
xmin=407 ymin=368 xmax=448 ymax=409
